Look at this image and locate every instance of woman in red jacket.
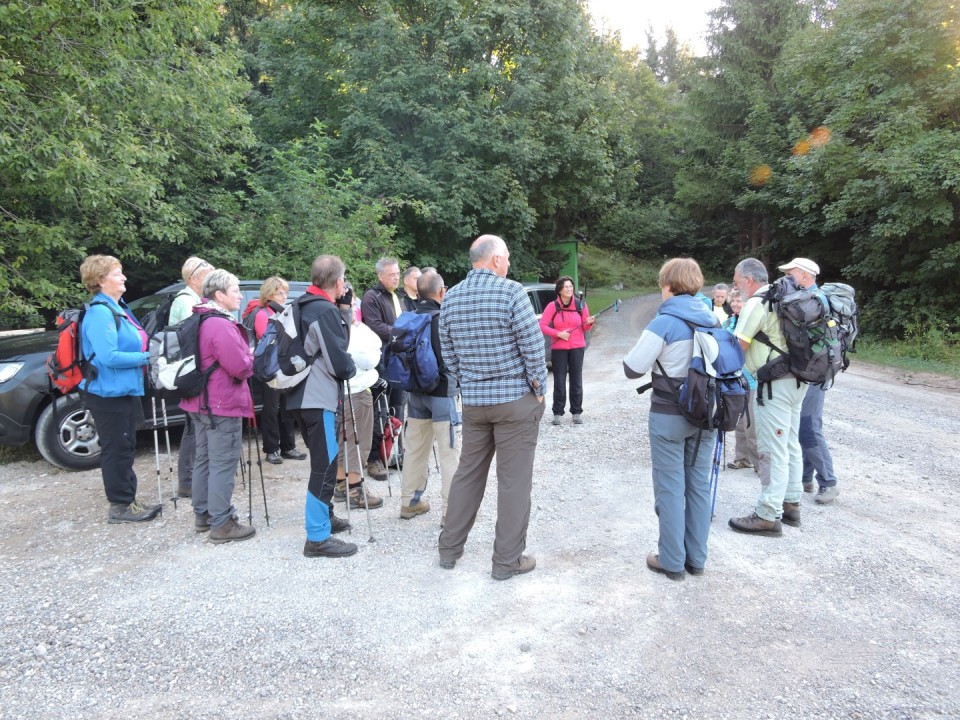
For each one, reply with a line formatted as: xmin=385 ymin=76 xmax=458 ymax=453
xmin=539 ymin=276 xmax=595 ymax=425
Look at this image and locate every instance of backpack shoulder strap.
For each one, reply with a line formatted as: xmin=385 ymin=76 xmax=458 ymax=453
xmin=88 ymin=300 xmax=123 ymax=329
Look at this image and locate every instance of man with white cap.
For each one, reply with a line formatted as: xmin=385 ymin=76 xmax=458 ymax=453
xmin=728 ymin=257 xmax=815 ymax=536
xmin=779 ymin=258 xmax=842 ymax=505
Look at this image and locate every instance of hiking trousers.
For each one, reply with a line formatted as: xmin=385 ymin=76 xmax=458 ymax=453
xmin=799 ymin=384 xmax=837 ymax=488
xmin=402 ymin=394 xmax=462 ymax=522
xmin=754 ymin=377 xmax=806 ymax=520
xmin=733 ymin=387 xmax=760 ymax=467
xmin=438 ymin=393 xmax=545 ymax=573
xmin=550 ymin=347 xmax=585 ymax=416
xmin=648 ymin=413 xmax=715 ymax=573
xmin=86 ymin=393 xmax=141 ymax=505
xmin=190 ymin=413 xmax=241 ymax=529
xmin=295 ymin=409 xmax=338 ymax=542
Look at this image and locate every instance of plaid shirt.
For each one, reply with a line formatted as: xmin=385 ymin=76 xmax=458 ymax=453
xmin=439 ymin=269 xmax=547 ymax=406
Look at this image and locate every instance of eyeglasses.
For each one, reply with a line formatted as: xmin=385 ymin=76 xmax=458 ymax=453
xmin=188 ymin=261 xmax=212 ymax=279
xmin=442 ymin=285 xmax=449 ymax=291
xmin=275 ymin=289 xmax=288 ymax=296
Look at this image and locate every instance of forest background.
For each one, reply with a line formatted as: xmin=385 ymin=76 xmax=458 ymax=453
xmin=1 ymin=0 xmax=958 ymax=343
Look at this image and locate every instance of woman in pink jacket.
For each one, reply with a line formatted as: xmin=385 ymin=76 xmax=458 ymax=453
xmin=539 ymin=276 xmax=595 ymax=425
xmin=180 ymin=269 xmax=256 ymax=544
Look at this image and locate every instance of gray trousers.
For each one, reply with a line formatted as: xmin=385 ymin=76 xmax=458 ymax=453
xmin=178 ymin=413 xmax=195 ymax=493
xmin=438 ymin=392 xmax=545 ymax=572
xmin=190 ymin=413 xmax=242 ymax=529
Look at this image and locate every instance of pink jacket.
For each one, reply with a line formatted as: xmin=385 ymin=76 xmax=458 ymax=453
xmin=539 ymin=297 xmax=592 ymax=350
xmin=179 ymin=306 xmax=254 ymax=417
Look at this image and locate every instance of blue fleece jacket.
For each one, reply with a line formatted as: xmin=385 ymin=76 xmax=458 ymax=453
xmin=80 ymin=293 xmax=150 ymax=397
xmin=623 ymin=294 xmax=719 ymax=414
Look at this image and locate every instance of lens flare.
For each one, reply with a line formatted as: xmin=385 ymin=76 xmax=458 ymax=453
xmin=749 ymin=165 xmax=772 ymax=186
xmin=809 ymin=126 xmax=831 ymax=147
xmin=792 ymin=139 xmax=811 ymax=156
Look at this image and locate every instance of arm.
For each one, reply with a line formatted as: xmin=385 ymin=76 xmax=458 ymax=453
xmin=512 ymin=289 xmax=548 ymax=396
xmin=581 ymin=302 xmax=595 ymax=331
xmin=360 ymin=289 xmax=392 ymax=345
xmin=438 ymin=310 xmax=460 ymax=386
xmin=623 ymin=326 xmax=666 ymax=379
xmin=539 ymin=301 xmax=560 ymax=339
xmin=254 ymin=308 xmax=270 ymax=340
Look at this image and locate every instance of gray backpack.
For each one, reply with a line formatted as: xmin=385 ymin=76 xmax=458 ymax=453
xmin=821 ymin=282 xmax=858 ymax=369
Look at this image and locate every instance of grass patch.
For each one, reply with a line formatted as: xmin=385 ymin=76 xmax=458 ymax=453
xmin=578 ymin=245 xmax=659 ymax=311
xmin=854 ymin=335 xmax=960 ymax=378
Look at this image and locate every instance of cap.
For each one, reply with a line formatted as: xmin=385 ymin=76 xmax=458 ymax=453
xmin=778 ymin=257 xmax=820 ymax=276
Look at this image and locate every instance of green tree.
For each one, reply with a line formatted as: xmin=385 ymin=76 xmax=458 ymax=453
xmin=774 ymin=0 xmax=960 ymax=334
xmin=0 ymin=0 xmax=253 ymax=325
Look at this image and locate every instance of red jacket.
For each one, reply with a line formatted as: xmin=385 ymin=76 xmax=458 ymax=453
xmin=539 ymin=297 xmax=592 ymax=350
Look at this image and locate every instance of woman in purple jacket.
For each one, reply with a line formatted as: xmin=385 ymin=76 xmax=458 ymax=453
xmin=539 ymin=276 xmax=595 ymax=425
xmin=180 ymin=269 xmax=256 ymax=544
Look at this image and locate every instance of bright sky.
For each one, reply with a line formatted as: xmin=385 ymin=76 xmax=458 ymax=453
xmin=585 ymin=0 xmax=720 ymax=55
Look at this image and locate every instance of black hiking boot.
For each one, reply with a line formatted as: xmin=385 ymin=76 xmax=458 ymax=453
xmin=108 ymin=501 xmax=162 ymax=524
xmin=303 ymin=537 xmax=358 ymax=558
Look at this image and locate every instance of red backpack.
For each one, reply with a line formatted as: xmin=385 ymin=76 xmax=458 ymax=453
xmin=46 ymin=301 xmax=122 ymax=394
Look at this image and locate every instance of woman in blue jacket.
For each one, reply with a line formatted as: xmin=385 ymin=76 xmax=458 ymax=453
xmin=622 ymin=258 xmax=718 ymax=581
xmin=79 ymin=255 xmax=161 ymax=524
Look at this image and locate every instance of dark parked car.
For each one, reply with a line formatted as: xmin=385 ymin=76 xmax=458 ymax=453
xmin=0 ymin=281 xmax=308 ymax=471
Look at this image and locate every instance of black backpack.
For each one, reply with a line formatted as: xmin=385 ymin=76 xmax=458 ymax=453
xmin=548 ymin=297 xmax=584 ymax=328
xmin=141 ymin=289 xmax=191 ymax=338
xmin=148 ymin=311 xmax=222 ymax=404
xmin=754 ymin=276 xmax=843 ymax=400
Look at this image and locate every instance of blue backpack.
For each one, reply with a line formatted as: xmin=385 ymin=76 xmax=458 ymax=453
xmin=657 ymin=322 xmax=749 ymax=432
xmin=253 ymin=295 xmax=324 ymax=390
xmin=383 ymin=311 xmax=440 ymax=393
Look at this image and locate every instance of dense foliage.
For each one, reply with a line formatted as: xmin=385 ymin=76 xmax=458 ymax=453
xmin=2 ymin=0 xmax=957 ymax=335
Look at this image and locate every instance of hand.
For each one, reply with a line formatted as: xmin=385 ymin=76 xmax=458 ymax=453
xmin=586 ymin=316 xmax=596 ymax=324
xmin=536 ymin=394 xmax=544 ymax=403
xmin=558 ymin=330 xmax=571 ymax=341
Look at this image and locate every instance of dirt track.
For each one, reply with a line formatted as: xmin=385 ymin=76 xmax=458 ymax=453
xmin=0 ymin=294 xmax=958 ymax=719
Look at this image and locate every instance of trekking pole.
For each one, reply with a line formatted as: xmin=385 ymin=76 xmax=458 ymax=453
xmin=337 ymin=401 xmax=352 ymax=532
xmin=245 ymin=418 xmax=254 ymax=526
xmin=248 ymin=410 xmax=269 ymax=527
xmin=377 ymin=392 xmax=394 ymax=498
xmin=709 ymin=432 xmax=723 ymax=520
xmin=159 ymin=396 xmax=177 ymax=510
xmin=346 ymin=380 xmax=375 ymax=543
xmin=150 ymin=397 xmax=164 ymax=518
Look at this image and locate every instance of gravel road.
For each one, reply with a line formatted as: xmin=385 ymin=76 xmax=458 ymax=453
xmin=1 ymin=294 xmax=958 ymax=719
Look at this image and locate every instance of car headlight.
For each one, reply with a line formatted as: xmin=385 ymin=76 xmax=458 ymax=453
xmin=0 ymin=362 xmax=25 ymax=384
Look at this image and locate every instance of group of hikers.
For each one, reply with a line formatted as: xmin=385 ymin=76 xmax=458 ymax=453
xmin=74 ymin=234 xmax=846 ymax=579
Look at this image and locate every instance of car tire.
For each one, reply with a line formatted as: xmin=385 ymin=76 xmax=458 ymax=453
xmin=35 ymin=395 xmax=101 ymax=471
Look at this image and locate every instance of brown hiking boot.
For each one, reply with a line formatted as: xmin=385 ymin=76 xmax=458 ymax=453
xmin=728 ymin=512 xmax=783 ymax=537
xmin=348 ymin=484 xmax=383 ymax=509
xmin=208 ymin=517 xmax=256 ymax=544
xmin=646 ymin=552 xmax=685 ymax=581
xmin=195 ymin=511 xmax=211 ymax=533
xmin=400 ymin=499 xmax=430 ymax=519
xmin=782 ymin=502 xmax=802 ymax=527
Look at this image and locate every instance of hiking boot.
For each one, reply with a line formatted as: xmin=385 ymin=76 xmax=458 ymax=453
xmin=400 ymin=499 xmax=431 ymax=520
xmin=439 ymin=556 xmax=456 ymax=570
xmin=491 ymin=554 xmax=536 ymax=581
xmin=334 ymin=481 xmax=347 ymax=502
xmin=281 ymin=448 xmax=307 ymax=460
xmin=348 ymin=484 xmax=383 ymax=509
xmin=265 ymin=451 xmax=283 ymax=465
xmin=815 ymin=485 xmax=840 ymax=504
xmin=330 ymin=513 xmax=351 ymax=534
xmin=177 ymin=483 xmax=193 ymax=499
xmin=208 ymin=517 xmax=256 ymax=544
xmin=303 ymin=537 xmax=358 ymax=558
xmin=195 ymin=511 xmax=212 ymax=533
xmin=782 ymin=502 xmax=802 ymax=527
xmin=108 ymin=500 xmax=162 ymax=524
xmin=727 ymin=457 xmax=753 ymax=470
xmin=572 ymin=414 xmax=583 ymax=425
xmin=728 ymin=512 xmax=783 ymax=537
xmin=684 ymin=562 xmax=704 ymax=576
xmin=802 ymin=477 xmax=815 ymax=493
xmin=366 ymin=460 xmax=388 ymax=481
xmin=552 ymin=414 xmax=562 ymax=426
xmin=646 ymin=552 xmax=685 ymax=581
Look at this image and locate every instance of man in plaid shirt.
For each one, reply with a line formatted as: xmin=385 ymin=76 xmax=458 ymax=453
xmin=437 ymin=234 xmax=547 ymax=580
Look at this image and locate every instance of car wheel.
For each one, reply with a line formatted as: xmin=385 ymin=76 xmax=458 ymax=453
xmin=35 ymin=395 xmax=101 ymax=471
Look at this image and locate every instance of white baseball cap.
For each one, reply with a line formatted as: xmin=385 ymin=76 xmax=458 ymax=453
xmin=778 ymin=257 xmax=820 ymax=276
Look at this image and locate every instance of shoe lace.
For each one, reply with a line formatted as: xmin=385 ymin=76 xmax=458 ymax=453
xmin=128 ymin=501 xmax=145 ymax=514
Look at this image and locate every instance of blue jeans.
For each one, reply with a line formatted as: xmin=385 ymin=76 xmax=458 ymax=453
xmin=648 ymin=413 xmax=716 ymax=573
xmin=799 ymin=384 xmax=837 ymax=488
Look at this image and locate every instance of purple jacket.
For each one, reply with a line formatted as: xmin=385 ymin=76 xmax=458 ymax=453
xmin=179 ymin=305 xmax=254 ymax=418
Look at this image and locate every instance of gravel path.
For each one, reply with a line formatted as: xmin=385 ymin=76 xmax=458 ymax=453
xmin=1 ymin=294 xmax=958 ymax=719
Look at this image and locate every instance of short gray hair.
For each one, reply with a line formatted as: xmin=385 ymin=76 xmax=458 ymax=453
xmin=735 ymin=258 xmax=768 ymax=284
xmin=417 ymin=270 xmax=444 ymax=298
xmin=469 ymin=234 xmax=506 ymax=263
xmin=202 ymin=269 xmax=239 ymax=299
xmin=311 ymin=255 xmax=345 ymax=290
xmin=375 ymin=257 xmax=399 ymax=275
xmin=714 ymin=283 xmax=729 ymax=292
